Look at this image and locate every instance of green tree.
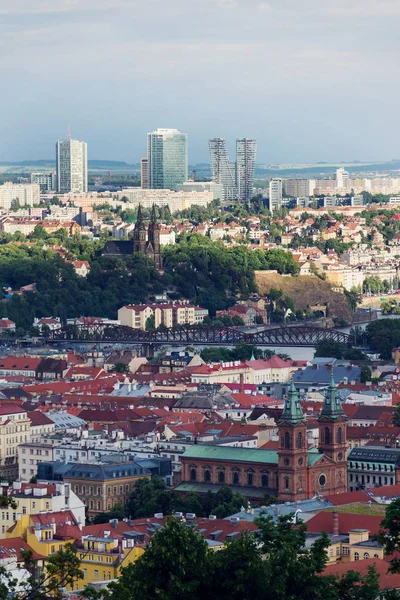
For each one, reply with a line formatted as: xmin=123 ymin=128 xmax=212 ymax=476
xmin=392 ymin=405 xmax=400 ymax=428
xmin=112 ymin=362 xmax=129 ymax=373
xmin=19 ymin=543 xmax=83 ymax=599
xmin=106 ymin=518 xmax=211 ymax=600
xmin=360 ymin=365 xmax=372 ymax=383
xmin=145 ymin=315 xmax=155 ymax=331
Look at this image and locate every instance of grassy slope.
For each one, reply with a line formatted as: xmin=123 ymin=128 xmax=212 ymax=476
xmin=255 ymin=273 xmax=352 ymax=323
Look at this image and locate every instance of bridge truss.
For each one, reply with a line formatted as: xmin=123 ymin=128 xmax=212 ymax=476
xmin=45 ymin=324 xmax=350 ymax=347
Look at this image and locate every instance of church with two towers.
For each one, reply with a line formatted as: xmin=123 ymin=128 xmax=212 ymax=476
xmin=180 ymin=377 xmax=348 ymax=502
xmin=102 ymin=204 xmax=162 ymax=268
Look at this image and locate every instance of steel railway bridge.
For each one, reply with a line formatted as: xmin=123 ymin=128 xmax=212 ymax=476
xmin=44 ymin=324 xmax=350 ymax=348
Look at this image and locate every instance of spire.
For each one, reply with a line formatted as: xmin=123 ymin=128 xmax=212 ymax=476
xmin=150 ymin=203 xmax=157 ymax=223
xmin=278 ymin=380 xmax=306 ymax=426
xmin=319 ymin=374 xmax=345 ymax=421
xmin=136 ymin=204 xmax=144 ymax=227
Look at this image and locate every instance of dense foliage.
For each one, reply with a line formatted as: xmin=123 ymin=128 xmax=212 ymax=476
xmin=162 ymin=235 xmax=299 ymax=314
xmin=365 ymin=319 xmax=400 ymax=359
xmin=0 ymin=232 xmax=302 ymax=331
xmin=314 ymin=340 xmax=367 ymax=361
xmin=93 ymin=477 xmax=260 ymax=524
xmin=96 ymin=516 xmax=392 ymax=600
xmin=0 ymin=244 xmax=163 ymax=331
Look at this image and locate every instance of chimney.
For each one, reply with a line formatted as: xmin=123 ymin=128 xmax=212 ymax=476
xmin=239 ymin=373 xmax=244 ymax=394
xmin=332 ymin=510 xmax=339 ymax=536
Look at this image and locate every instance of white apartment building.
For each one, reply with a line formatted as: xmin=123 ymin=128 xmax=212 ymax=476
xmin=176 ymin=181 xmax=224 ymax=201
xmin=56 ymin=137 xmax=88 ymax=193
xmin=116 ymin=188 xmax=212 ymax=212
xmin=269 ymin=178 xmax=283 ymax=213
xmin=0 ymin=183 xmax=40 ymax=210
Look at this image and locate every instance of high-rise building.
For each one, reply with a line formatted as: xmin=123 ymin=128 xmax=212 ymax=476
xmin=269 ymin=178 xmax=283 ymax=214
xmin=236 ymin=138 xmax=257 ymax=206
xmin=30 ymin=172 xmax=57 ymax=191
xmin=147 ymin=129 xmax=188 ymax=190
xmin=56 ymin=137 xmax=88 ymax=194
xmin=208 ymin=138 xmax=237 ymax=202
xmin=141 ymin=158 xmax=149 ymax=189
xmin=336 ymin=168 xmax=349 ymax=190
xmin=285 ymin=179 xmax=315 ymax=198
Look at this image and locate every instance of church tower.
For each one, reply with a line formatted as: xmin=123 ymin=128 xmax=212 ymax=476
xmin=277 ymin=381 xmax=308 ymax=501
xmin=318 ymin=375 xmax=347 ymax=465
xmin=133 ymin=204 xmax=146 ymax=254
xmin=147 ymin=204 xmax=162 ymax=269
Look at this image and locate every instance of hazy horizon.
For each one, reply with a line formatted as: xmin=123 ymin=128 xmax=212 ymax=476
xmin=1 ymin=0 xmax=399 ymax=164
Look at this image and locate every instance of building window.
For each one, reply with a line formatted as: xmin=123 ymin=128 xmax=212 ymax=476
xmin=204 ymin=470 xmax=211 ymax=483
xmin=364 ymin=553 xmax=370 ymax=560
xmin=336 ymin=427 xmax=343 ymax=444
xmin=342 ymin=547 xmax=349 ymax=555
xmin=323 ymin=427 xmax=331 ymax=445
xmin=354 ymin=553 xmax=359 ymax=561
xmin=247 ymin=473 xmax=254 ymax=486
xmin=283 ymin=431 xmax=291 ymax=449
xmin=94 ymin=570 xmax=99 ymax=580
xmin=261 ymin=474 xmax=269 ymax=487
xmin=296 ymin=432 xmax=303 ymax=449
xmin=83 ymin=569 xmax=87 ymax=579
xmin=284 ymin=476 xmax=289 ymax=489
xmin=232 ymin=472 xmax=240 ymax=485
xmin=218 ymin=470 xmax=225 ymax=484
xmin=190 ymin=469 xmax=197 ymax=482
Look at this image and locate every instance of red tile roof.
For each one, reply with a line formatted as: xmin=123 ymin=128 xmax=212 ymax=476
xmin=323 ymin=490 xmax=375 ymax=505
xmin=27 ymin=411 xmax=54 ymax=427
xmin=324 ymin=559 xmax=400 ymax=590
xmin=306 ymin=511 xmax=383 ymax=536
xmin=0 ymin=357 xmax=41 ymax=370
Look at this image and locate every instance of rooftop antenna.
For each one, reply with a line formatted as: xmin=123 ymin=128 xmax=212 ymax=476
xmin=67 ymin=125 xmax=72 ymax=141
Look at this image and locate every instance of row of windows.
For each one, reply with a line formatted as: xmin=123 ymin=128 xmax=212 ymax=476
xmin=82 ymin=569 xmax=112 ymax=581
xmin=349 ymin=462 xmax=394 ymax=472
xmin=349 ymin=474 xmax=394 ymax=486
xmin=74 ymin=484 xmax=133 ymax=496
xmin=190 ymin=468 xmax=271 ymax=488
xmin=21 ymin=448 xmax=50 ymax=456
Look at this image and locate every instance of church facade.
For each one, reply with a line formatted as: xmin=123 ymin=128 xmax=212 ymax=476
xmin=102 ymin=204 xmax=162 ymax=268
xmin=179 ymin=378 xmax=347 ymax=502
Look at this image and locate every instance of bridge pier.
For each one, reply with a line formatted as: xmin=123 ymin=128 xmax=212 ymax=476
xmin=142 ymin=343 xmax=155 ymax=359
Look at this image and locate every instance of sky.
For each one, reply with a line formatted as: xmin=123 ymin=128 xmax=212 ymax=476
xmin=0 ymin=0 xmax=399 ymax=164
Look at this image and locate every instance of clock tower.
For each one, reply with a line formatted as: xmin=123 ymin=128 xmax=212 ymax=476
xmin=277 ymin=380 xmax=308 ymax=501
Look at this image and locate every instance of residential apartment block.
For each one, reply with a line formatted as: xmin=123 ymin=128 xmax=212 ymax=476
xmin=118 ymin=302 xmax=208 ymax=330
xmin=0 ymin=183 xmax=40 ymax=210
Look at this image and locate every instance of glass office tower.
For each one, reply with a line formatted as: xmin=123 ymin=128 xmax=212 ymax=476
xmin=147 ymin=129 xmax=188 ymax=190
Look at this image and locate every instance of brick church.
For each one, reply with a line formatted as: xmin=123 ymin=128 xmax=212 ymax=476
xmin=102 ymin=204 xmax=162 ymax=268
xmin=179 ymin=378 xmax=347 ymax=501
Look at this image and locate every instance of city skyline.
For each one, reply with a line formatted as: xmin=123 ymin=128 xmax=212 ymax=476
xmin=1 ymin=0 xmax=399 ymax=164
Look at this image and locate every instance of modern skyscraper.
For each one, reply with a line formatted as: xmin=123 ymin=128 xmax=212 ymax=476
xmin=56 ymin=136 xmax=87 ymax=193
xmin=269 ymin=178 xmax=283 ymax=214
xmin=236 ymin=138 xmax=257 ymax=206
xmin=208 ymin=138 xmax=237 ymax=202
xmin=147 ymin=128 xmax=188 ymax=190
xmin=141 ymin=157 xmax=149 ymax=189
